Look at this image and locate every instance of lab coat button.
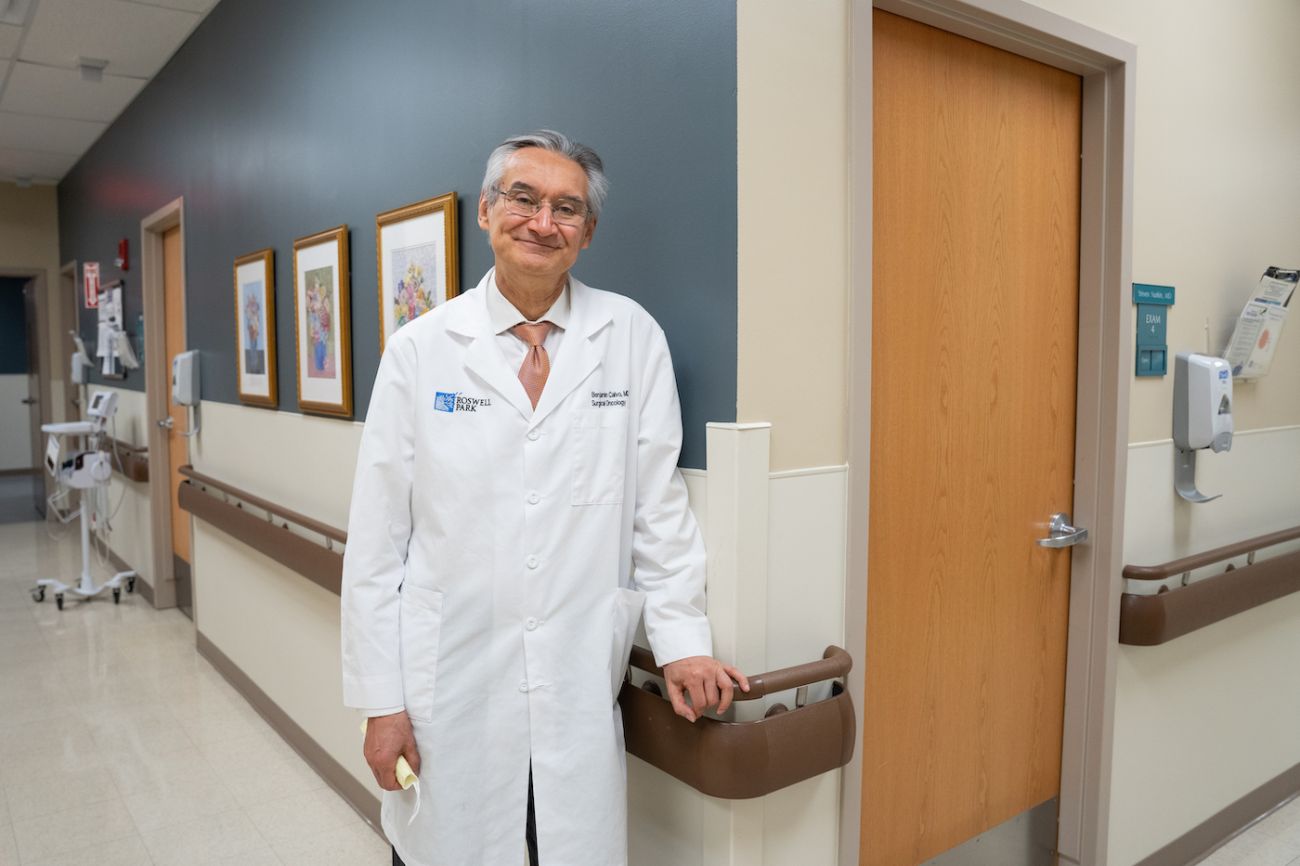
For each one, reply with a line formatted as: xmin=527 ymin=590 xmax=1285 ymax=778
xmin=526 ymin=555 xmax=539 ymax=569
xmin=527 ymin=429 xmax=540 ymax=441
xmin=527 ymin=492 xmax=540 ymax=505
xmin=518 ymin=681 xmax=528 ymax=693
xmin=525 ymin=617 xmax=538 ymax=631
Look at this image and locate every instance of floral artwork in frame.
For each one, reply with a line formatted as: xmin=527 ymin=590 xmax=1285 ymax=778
xmin=233 ymin=248 xmax=277 ymax=406
xmin=292 ymin=225 xmax=352 ymax=417
xmin=376 ymin=192 xmax=459 ymax=353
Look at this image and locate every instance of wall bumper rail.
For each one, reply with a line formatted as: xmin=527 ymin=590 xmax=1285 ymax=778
xmin=1120 ymin=525 xmax=1300 ymax=646
xmin=108 ymin=437 xmax=149 ymax=483
xmin=176 ymin=464 xmax=856 ymax=797
xmin=620 ymin=645 xmax=855 ymax=798
xmin=176 ymin=465 xmax=344 ymax=596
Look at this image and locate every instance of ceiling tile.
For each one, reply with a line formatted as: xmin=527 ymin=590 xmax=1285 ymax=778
xmin=0 ymin=147 xmax=78 ymax=182
xmin=21 ymin=0 xmax=201 ymax=79
xmin=1 ymin=61 xmax=144 ymax=123
xmin=0 ymin=111 xmax=106 ymax=154
xmin=0 ymin=24 xmax=21 ymax=59
xmin=121 ymin=0 xmax=219 ymax=14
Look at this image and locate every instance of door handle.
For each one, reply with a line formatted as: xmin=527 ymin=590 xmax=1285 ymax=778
xmin=21 ymin=397 xmax=37 ymax=405
xmin=157 ymin=417 xmax=175 ymax=430
xmin=1037 ymin=512 xmax=1088 ymax=548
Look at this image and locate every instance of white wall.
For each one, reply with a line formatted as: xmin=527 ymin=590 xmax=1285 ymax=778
xmin=1110 ymin=426 xmax=1300 ymax=865
xmin=0 ymin=375 xmax=34 ymax=470
xmin=93 ymin=385 xmax=154 ymax=588
xmin=188 ymin=401 xmax=367 ymax=787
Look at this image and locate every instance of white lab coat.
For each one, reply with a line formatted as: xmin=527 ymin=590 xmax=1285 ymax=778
xmin=341 ymin=271 xmax=713 ymax=866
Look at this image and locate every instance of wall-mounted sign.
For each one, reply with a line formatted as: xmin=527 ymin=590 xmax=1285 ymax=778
xmin=83 ymin=261 xmax=100 ymax=309
xmin=1133 ymin=283 xmax=1174 ymax=377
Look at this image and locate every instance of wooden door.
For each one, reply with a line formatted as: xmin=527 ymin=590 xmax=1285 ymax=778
xmin=863 ymin=11 xmax=1081 ymax=865
xmin=22 ymin=278 xmax=44 ymax=515
xmin=162 ymin=226 xmax=192 ymax=614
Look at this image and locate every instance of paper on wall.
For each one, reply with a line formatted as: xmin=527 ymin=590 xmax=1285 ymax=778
xmin=1222 ymin=266 xmax=1297 ymax=379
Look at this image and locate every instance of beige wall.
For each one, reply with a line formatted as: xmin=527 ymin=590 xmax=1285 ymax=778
xmin=736 ymin=0 xmax=850 ymax=472
xmin=1112 ymin=427 xmax=1300 ymax=865
xmin=737 ymin=0 xmax=1300 ymax=472
xmin=1020 ymin=0 xmax=1300 ymax=439
xmin=0 ymin=183 xmax=67 ymax=424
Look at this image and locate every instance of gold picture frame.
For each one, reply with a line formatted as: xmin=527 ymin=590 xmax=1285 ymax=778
xmin=292 ymin=225 xmax=352 ymax=417
xmin=233 ymin=248 xmax=277 ymax=407
xmin=375 ymin=191 xmax=459 ymax=354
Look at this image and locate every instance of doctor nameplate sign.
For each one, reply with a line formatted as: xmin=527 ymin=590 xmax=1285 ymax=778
xmin=1133 ymin=283 xmax=1174 ymax=377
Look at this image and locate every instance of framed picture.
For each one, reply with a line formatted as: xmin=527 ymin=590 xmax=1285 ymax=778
xmin=233 ymin=248 xmax=277 ymax=406
xmin=376 ymin=192 xmax=459 ymax=353
xmin=292 ymin=225 xmax=352 ymax=417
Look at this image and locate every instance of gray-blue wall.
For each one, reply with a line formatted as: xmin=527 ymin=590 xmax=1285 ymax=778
xmin=58 ymin=0 xmax=737 ymax=468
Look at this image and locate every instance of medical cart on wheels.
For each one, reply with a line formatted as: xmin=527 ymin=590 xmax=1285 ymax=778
xmin=32 ymin=391 xmax=137 ymax=610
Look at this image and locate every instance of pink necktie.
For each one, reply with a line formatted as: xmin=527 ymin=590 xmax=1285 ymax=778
xmin=512 ymin=322 xmax=553 ymax=409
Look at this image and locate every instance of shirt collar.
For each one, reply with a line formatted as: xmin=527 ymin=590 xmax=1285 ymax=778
xmin=487 ymin=270 xmax=571 ymax=335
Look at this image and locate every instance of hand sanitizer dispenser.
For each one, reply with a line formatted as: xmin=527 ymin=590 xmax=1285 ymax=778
xmin=172 ymin=350 xmax=200 ymax=406
xmin=1172 ymin=352 xmax=1232 ymax=502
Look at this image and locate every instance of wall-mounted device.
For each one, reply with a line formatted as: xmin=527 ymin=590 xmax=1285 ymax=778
xmin=1172 ymin=352 xmax=1233 ymax=502
xmin=69 ymin=332 xmax=92 ymax=385
xmin=169 ymin=350 xmax=202 ymax=439
xmin=172 ymin=350 xmax=200 ymax=406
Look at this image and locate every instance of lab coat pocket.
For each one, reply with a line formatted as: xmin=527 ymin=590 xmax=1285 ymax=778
xmin=572 ymin=410 xmax=627 ymax=506
xmin=610 ymin=587 xmax=646 ymax=703
xmin=399 ymin=584 xmax=445 ymax=724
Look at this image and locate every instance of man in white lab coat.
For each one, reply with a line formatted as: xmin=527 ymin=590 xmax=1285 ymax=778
xmin=342 ymin=130 xmax=747 ymax=866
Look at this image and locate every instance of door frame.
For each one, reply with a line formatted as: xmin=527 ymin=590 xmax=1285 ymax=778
xmin=843 ymin=2 xmax=1136 ymax=865
xmin=141 ymin=197 xmax=186 ymax=610
xmin=2 ymin=267 xmax=53 ymax=500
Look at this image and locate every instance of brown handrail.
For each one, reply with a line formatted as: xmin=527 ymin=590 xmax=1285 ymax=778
xmin=107 ymin=436 xmax=149 ymax=483
xmin=621 ymin=646 xmax=856 ymax=798
xmin=629 ymin=644 xmax=852 ymax=702
xmin=1123 ymin=524 xmax=1300 ymax=580
xmin=179 ymin=464 xmax=347 ymax=543
xmin=1119 ymin=525 xmax=1300 ymax=646
xmin=177 ymin=469 xmax=856 ymax=797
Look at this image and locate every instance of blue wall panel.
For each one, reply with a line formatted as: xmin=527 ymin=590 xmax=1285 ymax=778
xmin=58 ymin=0 xmax=737 ymax=468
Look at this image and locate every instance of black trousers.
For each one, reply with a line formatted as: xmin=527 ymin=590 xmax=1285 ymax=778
xmin=392 ymin=772 xmax=538 ymax=865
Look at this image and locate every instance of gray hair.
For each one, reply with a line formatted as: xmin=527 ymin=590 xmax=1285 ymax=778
xmin=480 ymin=130 xmax=609 ymax=221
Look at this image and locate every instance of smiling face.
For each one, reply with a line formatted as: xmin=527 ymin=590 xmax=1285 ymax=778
xmin=478 ymin=147 xmax=596 ymax=291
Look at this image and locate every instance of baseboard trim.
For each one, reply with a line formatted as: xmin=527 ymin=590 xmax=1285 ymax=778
xmin=1135 ymin=763 xmax=1300 ymax=866
xmin=104 ymin=546 xmax=154 ymax=606
xmin=195 ymin=631 xmax=384 ymax=834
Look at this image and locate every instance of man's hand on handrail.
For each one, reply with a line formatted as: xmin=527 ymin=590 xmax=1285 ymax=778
xmin=662 ymin=656 xmax=751 ymax=723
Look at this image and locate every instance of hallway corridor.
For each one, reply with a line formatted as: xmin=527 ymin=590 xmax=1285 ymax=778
xmin=0 ymin=520 xmax=387 ymax=865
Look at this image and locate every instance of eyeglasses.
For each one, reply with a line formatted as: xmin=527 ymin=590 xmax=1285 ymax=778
xmin=492 ymin=186 xmax=590 ymax=226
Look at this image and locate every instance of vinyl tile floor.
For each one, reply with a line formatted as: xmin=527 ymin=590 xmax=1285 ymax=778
xmin=0 ymin=519 xmax=389 ymax=865
xmin=1197 ymin=795 xmax=1300 ymax=866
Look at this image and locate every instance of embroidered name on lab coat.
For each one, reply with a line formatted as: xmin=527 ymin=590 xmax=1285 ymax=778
xmin=591 ymin=389 xmax=629 ymax=408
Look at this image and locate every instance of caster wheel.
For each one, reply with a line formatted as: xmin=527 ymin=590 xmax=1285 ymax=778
xmin=55 ymin=594 xmax=64 ymax=611
xmin=127 ymin=577 xmax=136 ymax=594
xmin=31 ymin=588 xmax=45 ymax=603
xmin=113 ymin=588 xmax=121 ymax=604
